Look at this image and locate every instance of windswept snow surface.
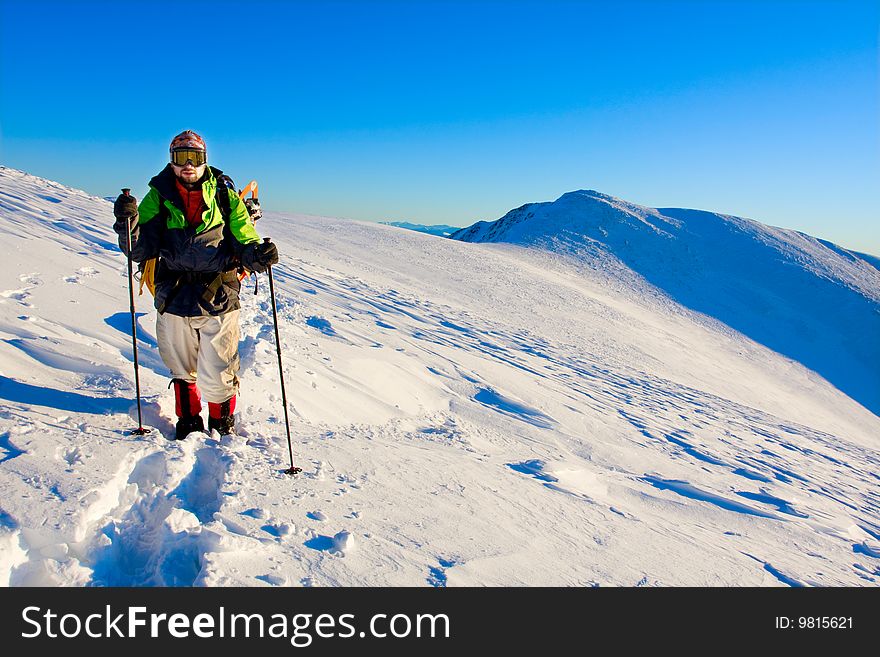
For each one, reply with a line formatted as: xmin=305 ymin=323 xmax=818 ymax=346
xmin=1 ymin=166 xmax=879 ymax=587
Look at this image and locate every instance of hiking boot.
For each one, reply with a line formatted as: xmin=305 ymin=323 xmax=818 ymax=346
xmin=175 ymin=415 xmax=205 ymax=440
xmin=208 ymin=414 xmax=236 ymax=436
xmin=208 ymin=396 xmax=236 ymax=436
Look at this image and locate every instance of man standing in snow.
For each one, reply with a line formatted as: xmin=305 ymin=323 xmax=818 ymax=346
xmin=112 ymin=130 xmax=278 ymax=440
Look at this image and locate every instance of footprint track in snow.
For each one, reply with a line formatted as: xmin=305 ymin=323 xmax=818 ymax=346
xmin=62 ymin=268 xmax=99 ymax=285
xmin=171 ymin=443 xmax=233 ymax=523
xmin=9 ymin=432 xmax=239 ymax=587
xmin=86 ymin=437 xmax=242 ymax=586
xmin=59 ymin=446 xmax=83 ymax=468
xmin=0 ymin=288 xmax=33 ymax=305
xmin=427 ymin=558 xmax=459 ymax=587
xmin=18 ymin=273 xmax=42 ymax=286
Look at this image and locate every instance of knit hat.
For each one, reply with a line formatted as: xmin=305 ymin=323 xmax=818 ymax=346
xmin=169 ymin=130 xmax=206 ymax=152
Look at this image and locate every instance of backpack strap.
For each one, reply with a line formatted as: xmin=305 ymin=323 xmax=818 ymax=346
xmin=214 ymin=173 xmax=247 ymax=279
xmin=215 ymin=173 xmax=235 ymax=222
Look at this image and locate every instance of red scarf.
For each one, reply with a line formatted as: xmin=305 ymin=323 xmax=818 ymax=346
xmin=175 ymin=179 xmax=206 ymax=227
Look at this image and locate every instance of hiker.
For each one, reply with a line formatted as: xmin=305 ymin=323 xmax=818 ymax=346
xmin=112 ymin=130 xmax=279 ymax=440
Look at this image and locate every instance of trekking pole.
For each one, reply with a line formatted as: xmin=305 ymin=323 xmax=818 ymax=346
xmin=122 ymin=188 xmax=150 ymax=436
xmin=264 ymin=237 xmax=302 ymax=475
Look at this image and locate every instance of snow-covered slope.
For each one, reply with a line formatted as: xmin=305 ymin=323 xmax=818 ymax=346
xmin=452 ymin=190 xmax=880 ymax=416
xmin=1 ymin=167 xmax=879 ymax=587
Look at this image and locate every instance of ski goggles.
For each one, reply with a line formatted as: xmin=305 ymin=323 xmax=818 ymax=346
xmin=170 ymin=149 xmax=207 ymax=167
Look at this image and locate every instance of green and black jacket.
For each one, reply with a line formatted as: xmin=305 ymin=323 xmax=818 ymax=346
xmin=116 ymin=165 xmax=261 ymax=317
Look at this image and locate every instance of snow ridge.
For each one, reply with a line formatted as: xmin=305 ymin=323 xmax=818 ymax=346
xmin=452 ymin=190 xmax=880 ymax=415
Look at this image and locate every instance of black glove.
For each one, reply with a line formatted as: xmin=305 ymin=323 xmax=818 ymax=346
xmin=242 ymin=240 xmax=279 ymax=273
xmin=113 ymin=192 xmax=138 ymax=234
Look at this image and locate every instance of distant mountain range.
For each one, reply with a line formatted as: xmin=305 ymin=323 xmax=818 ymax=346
xmin=381 ymin=221 xmax=462 ymax=237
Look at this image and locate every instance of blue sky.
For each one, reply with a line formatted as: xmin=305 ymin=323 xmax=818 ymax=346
xmin=1 ymin=0 xmax=878 ymax=253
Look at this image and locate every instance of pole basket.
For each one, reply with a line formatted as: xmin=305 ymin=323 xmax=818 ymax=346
xmin=284 ymin=466 xmax=303 ymax=476
xmin=130 ymin=427 xmax=151 ymax=436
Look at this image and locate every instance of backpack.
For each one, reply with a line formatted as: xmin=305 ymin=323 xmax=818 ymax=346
xmin=137 ymin=177 xmax=260 ymax=297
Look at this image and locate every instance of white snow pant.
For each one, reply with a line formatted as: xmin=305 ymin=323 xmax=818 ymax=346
xmin=156 ymin=310 xmax=241 ymax=404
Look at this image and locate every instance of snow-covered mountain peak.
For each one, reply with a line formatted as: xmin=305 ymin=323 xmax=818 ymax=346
xmin=453 ymin=189 xmax=880 ymax=416
xmin=557 ymin=188 xmax=642 ymax=211
xmin=452 ymin=189 xmax=686 ymax=246
xmin=557 ymin=189 xmax=616 ymax=203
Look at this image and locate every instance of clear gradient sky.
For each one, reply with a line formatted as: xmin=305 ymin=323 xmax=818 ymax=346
xmin=1 ymin=0 xmax=878 ymax=254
